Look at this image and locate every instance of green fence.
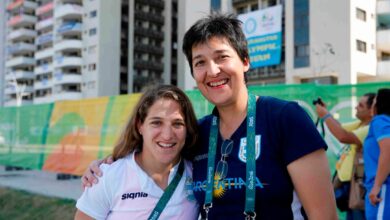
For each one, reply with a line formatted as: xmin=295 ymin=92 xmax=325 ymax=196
xmin=0 ymin=82 xmax=389 ymax=175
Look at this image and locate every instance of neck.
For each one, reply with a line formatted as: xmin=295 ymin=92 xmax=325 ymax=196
xmin=217 ymin=92 xmax=249 ymax=139
xmin=360 ymin=117 xmax=372 ymax=126
xmin=135 ymin=152 xmax=179 ymax=190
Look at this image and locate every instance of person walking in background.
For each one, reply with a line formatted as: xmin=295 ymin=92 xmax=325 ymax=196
xmin=315 ymin=93 xmax=375 ymax=220
xmin=75 ymin=85 xmax=199 ymax=219
xmin=82 ymin=13 xmax=337 ymax=219
xmin=363 ymin=88 xmax=390 ymax=220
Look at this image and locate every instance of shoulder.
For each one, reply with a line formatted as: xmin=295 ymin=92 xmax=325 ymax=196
xmin=372 ymin=114 xmax=390 ymax=124
xmin=99 ymin=154 xmax=133 ymax=179
xmin=258 ymin=96 xmax=304 ymax=117
xmin=197 ymin=114 xmax=214 ymax=128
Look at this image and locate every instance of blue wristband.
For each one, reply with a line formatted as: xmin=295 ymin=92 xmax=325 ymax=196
xmin=321 ymin=113 xmax=332 ymax=121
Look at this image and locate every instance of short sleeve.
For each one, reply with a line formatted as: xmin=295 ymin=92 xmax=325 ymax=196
xmin=279 ymin=102 xmax=327 ymax=165
xmin=371 ymin=115 xmax=390 ymax=142
xmin=76 ymin=164 xmax=112 ymax=220
xmin=351 ymin=125 xmax=369 ymax=144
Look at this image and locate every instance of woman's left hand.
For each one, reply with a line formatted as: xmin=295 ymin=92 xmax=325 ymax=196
xmin=368 ymin=185 xmax=382 ymax=206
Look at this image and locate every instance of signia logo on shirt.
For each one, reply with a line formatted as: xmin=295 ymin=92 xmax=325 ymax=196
xmin=238 ymin=135 xmax=261 ymax=163
xmin=121 ymin=192 xmax=148 ymax=200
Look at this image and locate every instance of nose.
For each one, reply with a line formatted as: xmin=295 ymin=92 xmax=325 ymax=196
xmin=160 ymin=125 xmax=174 ymax=140
xmin=207 ymin=61 xmax=220 ymax=77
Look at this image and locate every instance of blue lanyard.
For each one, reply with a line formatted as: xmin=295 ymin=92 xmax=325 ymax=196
xmin=148 ymin=160 xmax=185 ymax=220
xmin=203 ymin=93 xmax=257 ymax=219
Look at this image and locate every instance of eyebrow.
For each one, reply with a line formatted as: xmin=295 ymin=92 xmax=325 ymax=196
xmin=192 ymin=49 xmax=229 ymax=61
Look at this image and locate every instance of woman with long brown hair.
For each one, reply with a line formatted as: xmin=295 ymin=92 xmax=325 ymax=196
xmin=75 ymin=85 xmax=199 ymax=220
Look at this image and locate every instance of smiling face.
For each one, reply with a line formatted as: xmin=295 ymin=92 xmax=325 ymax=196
xmin=191 ymin=37 xmax=250 ymax=107
xmin=355 ymin=95 xmax=372 ymax=121
xmin=137 ymin=98 xmax=187 ymax=166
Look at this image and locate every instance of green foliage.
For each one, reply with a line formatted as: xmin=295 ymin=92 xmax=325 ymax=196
xmin=0 ymin=187 xmax=76 ymax=220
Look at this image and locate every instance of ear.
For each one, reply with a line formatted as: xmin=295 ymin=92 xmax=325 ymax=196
xmin=243 ymin=57 xmax=250 ymax=72
xmin=137 ymin=121 xmax=143 ymax=135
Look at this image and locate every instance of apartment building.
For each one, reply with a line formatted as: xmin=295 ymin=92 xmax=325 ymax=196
xmin=227 ymin=0 xmax=390 ymax=84
xmin=0 ymin=0 xmax=209 ymax=106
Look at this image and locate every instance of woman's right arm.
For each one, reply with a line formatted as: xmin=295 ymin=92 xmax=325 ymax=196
xmin=74 ymin=210 xmax=94 ymax=220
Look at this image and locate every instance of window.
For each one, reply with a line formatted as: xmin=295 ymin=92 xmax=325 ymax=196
xmin=88 ymin=63 xmax=96 ymax=71
xmin=294 ymin=45 xmax=309 ymax=57
xmin=356 ymin=8 xmax=366 ymax=21
xmin=89 ymin=28 xmax=97 ymax=36
xmin=90 ymin=10 xmax=97 ymax=18
xmin=356 ymin=40 xmax=366 ymax=53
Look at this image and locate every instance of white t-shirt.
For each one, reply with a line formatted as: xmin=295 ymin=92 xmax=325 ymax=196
xmin=76 ymin=153 xmax=199 ymax=220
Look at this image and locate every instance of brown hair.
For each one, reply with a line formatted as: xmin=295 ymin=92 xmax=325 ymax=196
xmin=112 ymin=85 xmax=199 ymax=161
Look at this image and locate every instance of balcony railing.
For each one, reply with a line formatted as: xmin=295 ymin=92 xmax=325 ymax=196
xmin=35 ymin=79 xmax=53 ymax=90
xmin=377 ymin=0 xmax=390 ymax=15
xmin=36 ymin=2 xmax=54 ymax=15
xmin=377 ymin=29 xmax=390 ymax=52
xmin=377 ymin=60 xmax=390 ymax=76
xmin=7 ymin=28 xmax=36 ymax=41
xmin=7 ymin=0 xmax=37 ymax=12
xmin=35 ymin=47 xmax=54 ymax=60
xmin=5 ymin=56 xmax=35 ymax=68
xmin=53 ymin=73 xmax=82 ymax=84
xmin=54 ymin=56 xmax=83 ymax=67
xmin=6 ymin=42 xmax=36 ymax=55
xmin=5 ymin=71 xmax=34 ymax=81
xmin=36 ymin=17 xmax=54 ymax=30
xmin=52 ymin=91 xmax=83 ymax=101
xmin=57 ymin=22 xmax=82 ymax=34
xmin=36 ymin=33 xmax=53 ymax=45
xmin=54 ymin=4 xmax=83 ymax=19
xmin=35 ymin=63 xmax=54 ymax=75
xmin=7 ymin=14 xmax=37 ymax=27
xmin=54 ymin=39 xmax=82 ymax=51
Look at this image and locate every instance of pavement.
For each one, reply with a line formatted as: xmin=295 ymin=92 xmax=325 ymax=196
xmin=0 ymin=165 xmax=83 ymax=201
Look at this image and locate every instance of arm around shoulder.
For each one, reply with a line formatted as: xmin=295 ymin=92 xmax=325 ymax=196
xmin=287 ymin=148 xmax=338 ymax=220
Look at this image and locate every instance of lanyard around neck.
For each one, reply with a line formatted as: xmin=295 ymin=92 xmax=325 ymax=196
xmin=148 ymin=160 xmax=185 ymax=220
xmin=203 ymin=93 xmax=257 ymax=219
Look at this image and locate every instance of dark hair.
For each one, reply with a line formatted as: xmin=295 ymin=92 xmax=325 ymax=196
xmin=363 ymin=92 xmax=376 ymax=109
xmin=182 ymin=13 xmax=249 ymax=75
xmin=112 ymin=85 xmax=199 ymax=161
xmin=376 ymin=88 xmax=390 ymax=116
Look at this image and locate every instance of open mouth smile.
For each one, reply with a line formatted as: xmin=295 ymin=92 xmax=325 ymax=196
xmin=207 ymin=79 xmax=228 ymax=88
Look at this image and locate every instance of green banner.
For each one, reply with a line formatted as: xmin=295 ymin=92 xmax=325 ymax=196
xmin=0 ymin=82 xmax=389 ymax=175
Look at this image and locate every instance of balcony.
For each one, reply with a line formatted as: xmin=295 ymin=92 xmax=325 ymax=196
xmin=35 ymin=79 xmax=53 ymax=90
xmin=7 ymin=14 xmax=37 ymax=27
xmin=54 ymin=40 xmax=82 ymax=52
xmin=36 ymin=2 xmax=54 ymax=16
xmin=53 ymin=72 xmax=82 ymax=84
xmin=7 ymin=28 xmax=36 ymax=41
xmin=4 ymin=99 xmax=33 ymax=107
xmin=4 ymin=85 xmax=34 ymax=95
xmin=7 ymin=0 xmax=37 ymax=12
xmin=5 ymin=56 xmax=35 ymax=68
xmin=34 ymin=95 xmax=53 ymax=104
xmin=134 ymin=60 xmax=164 ymax=71
xmin=7 ymin=42 xmax=35 ymax=55
xmin=35 ymin=48 xmax=54 ymax=60
xmin=36 ymin=33 xmax=53 ymax=45
xmin=377 ymin=60 xmax=390 ymax=76
xmin=134 ymin=44 xmax=164 ymax=55
xmin=377 ymin=29 xmax=390 ymax=52
xmin=57 ymin=22 xmax=82 ymax=35
xmin=36 ymin=17 xmax=54 ymax=30
xmin=52 ymin=91 xmax=83 ymax=101
xmin=134 ymin=11 xmax=164 ymax=24
xmin=378 ymin=0 xmax=390 ymax=15
xmin=136 ymin=0 xmax=164 ymax=9
xmin=54 ymin=56 xmax=83 ymax=68
xmin=5 ymin=71 xmax=34 ymax=81
xmin=54 ymin=4 xmax=83 ymax=19
xmin=134 ymin=27 xmax=164 ymax=39
xmin=35 ymin=63 xmax=54 ymax=75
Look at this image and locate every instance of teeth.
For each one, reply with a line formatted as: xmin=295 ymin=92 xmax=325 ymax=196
xmin=158 ymin=143 xmax=175 ymax=148
xmin=209 ymin=79 xmax=227 ymax=87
